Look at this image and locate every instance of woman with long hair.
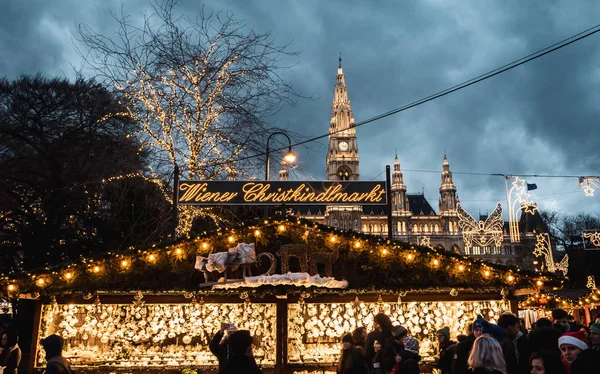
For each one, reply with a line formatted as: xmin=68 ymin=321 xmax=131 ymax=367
xmin=337 ymin=334 xmax=369 ymax=374
xmin=467 ymin=335 xmax=507 ymax=374
xmin=0 ymin=330 xmax=21 ymax=374
xmin=365 ymin=313 xmax=393 ymax=362
xmin=530 ymin=350 xmax=567 ymax=374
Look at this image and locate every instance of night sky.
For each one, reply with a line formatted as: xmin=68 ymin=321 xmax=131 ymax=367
xmin=2 ymin=0 xmax=599 ymax=218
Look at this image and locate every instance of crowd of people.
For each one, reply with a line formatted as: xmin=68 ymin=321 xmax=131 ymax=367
xmin=329 ymin=309 xmax=600 ymax=374
xmin=23 ymin=308 xmax=600 ymax=374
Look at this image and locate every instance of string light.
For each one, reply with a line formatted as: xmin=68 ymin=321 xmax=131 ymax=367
xmin=64 ymin=272 xmax=73 ymax=280
xmin=7 ymin=284 xmax=15 ymax=292
xmin=483 ymin=270 xmax=491 ymax=278
xmin=254 ymin=230 xmax=261 ymax=237
xmin=92 ymin=265 xmax=101 ymax=274
xmin=458 ymin=264 xmax=465 ymax=272
xmin=201 ymin=242 xmax=209 ymax=250
xmin=121 ymin=260 xmax=129 ymax=269
xmin=407 ymin=253 xmax=414 ymax=261
xmin=228 ymin=235 xmax=235 ymax=243
xmin=329 ymin=236 xmax=337 ymax=243
xmin=432 ymin=259 xmax=440 ymax=267
xmin=278 ymin=225 xmax=286 ymax=232
xmin=354 ymin=241 xmax=361 ymax=248
xmin=175 ymin=248 xmax=183 ymax=255
xmin=147 ymin=254 xmax=157 ymax=263
xmin=37 ymin=278 xmax=45 ymax=286
xmin=536 ymin=280 xmax=544 ymax=287
xmin=507 ymin=275 xmax=515 ymax=282
xmin=381 ymin=248 xmax=388 ymax=256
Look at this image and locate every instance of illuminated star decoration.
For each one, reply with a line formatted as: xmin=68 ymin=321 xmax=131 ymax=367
xmin=419 ymin=236 xmax=432 ymax=248
xmin=506 ymin=176 xmax=538 ymax=242
xmin=457 ymin=203 xmax=503 ymax=251
xmin=584 ymin=232 xmax=600 ymax=247
xmin=534 ymin=233 xmax=566 ymax=275
xmin=579 ymin=176 xmax=600 ymax=197
xmin=587 ymin=275 xmax=597 ymax=290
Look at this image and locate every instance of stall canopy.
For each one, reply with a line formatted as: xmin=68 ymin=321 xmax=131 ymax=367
xmin=2 ymin=218 xmax=559 ymax=297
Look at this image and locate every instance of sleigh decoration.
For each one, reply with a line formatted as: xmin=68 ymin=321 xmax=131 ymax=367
xmin=195 ymin=243 xmax=276 ymax=286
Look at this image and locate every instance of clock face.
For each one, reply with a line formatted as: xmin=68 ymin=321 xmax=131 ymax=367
xmin=338 ymin=141 xmax=349 ymax=151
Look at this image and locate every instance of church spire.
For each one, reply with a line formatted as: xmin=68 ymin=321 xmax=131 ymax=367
xmin=439 ymin=155 xmax=458 ymax=226
xmin=391 ymin=155 xmax=408 ymax=215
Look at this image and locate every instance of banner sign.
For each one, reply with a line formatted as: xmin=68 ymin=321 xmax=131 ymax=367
xmin=177 ymin=181 xmax=387 ymax=206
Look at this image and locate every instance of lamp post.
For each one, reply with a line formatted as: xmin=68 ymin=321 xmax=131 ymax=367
xmin=264 ymin=131 xmax=296 ymax=219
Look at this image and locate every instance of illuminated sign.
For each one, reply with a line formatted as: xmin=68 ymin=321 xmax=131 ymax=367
xmin=177 ymin=181 xmax=387 ymax=206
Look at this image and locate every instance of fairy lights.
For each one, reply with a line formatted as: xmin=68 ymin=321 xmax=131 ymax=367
xmin=288 ymin=300 xmax=510 ymax=363
xmin=504 ymin=176 xmax=537 ymax=242
xmin=579 ymin=176 xmax=600 ymax=196
xmin=457 ymin=202 xmax=503 ymax=251
xmin=7 ymin=284 xmax=15 ymax=292
xmin=36 ymin=302 xmax=277 ymax=370
xmin=2 ymin=219 xmax=546 ymax=296
xmin=587 ymin=275 xmax=596 ymax=290
xmin=534 ymin=233 xmax=568 ymax=275
xmin=584 ymin=231 xmax=600 ymax=247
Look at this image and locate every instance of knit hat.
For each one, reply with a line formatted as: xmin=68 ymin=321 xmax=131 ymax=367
xmin=590 ymin=322 xmax=600 ymax=335
xmin=558 ymin=331 xmax=589 ymax=351
xmin=392 ymin=325 xmax=408 ymax=339
xmin=403 ymin=337 xmax=420 ymax=354
xmin=482 ymin=321 xmax=505 ymax=341
xmin=437 ymin=327 xmax=450 ymax=340
xmin=472 ymin=315 xmax=485 ymax=331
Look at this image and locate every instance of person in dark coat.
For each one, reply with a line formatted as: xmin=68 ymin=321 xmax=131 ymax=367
xmin=436 ymin=327 xmax=456 ymax=374
xmin=365 ymin=313 xmax=393 ymax=363
xmin=569 ymin=347 xmax=600 ymax=374
xmin=392 ymin=337 xmax=421 ymax=374
xmin=40 ymin=335 xmax=74 ymax=374
xmin=218 ymin=330 xmax=261 ymax=374
xmin=372 ymin=339 xmax=384 ymax=374
xmin=337 ymin=334 xmax=370 ymax=374
xmin=498 ymin=313 xmax=530 ymax=374
xmin=528 ymin=318 xmax=562 ymax=356
xmin=382 ymin=325 xmax=409 ymax=372
xmin=0 ymin=330 xmax=21 ymax=374
xmin=453 ymin=316 xmax=484 ymax=374
xmin=210 ymin=322 xmax=238 ymax=368
xmin=352 ymin=327 xmax=368 ymax=353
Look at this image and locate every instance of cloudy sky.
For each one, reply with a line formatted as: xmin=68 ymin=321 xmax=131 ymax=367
xmin=2 ymin=0 xmax=600 ymax=219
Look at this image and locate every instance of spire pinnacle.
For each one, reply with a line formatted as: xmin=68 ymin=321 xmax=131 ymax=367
xmin=339 ymin=53 xmax=342 ymax=68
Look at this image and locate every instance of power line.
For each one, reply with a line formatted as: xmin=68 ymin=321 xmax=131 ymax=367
xmin=225 ymin=22 xmax=600 ymax=176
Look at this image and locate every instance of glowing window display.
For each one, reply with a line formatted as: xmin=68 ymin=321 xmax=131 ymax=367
xmin=287 ymin=300 xmax=510 ymax=365
xmin=35 ymin=302 xmax=276 ymax=370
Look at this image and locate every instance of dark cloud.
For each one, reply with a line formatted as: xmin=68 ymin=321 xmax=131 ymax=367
xmin=1 ymin=0 xmax=599 ymax=216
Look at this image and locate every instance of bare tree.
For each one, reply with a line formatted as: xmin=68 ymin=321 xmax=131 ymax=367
xmin=541 ymin=210 xmax=600 ymax=250
xmin=76 ymin=0 xmax=306 ymax=234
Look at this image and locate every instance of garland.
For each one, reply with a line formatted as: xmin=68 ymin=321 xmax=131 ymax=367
xmin=1 ymin=218 xmax=558 ymax=297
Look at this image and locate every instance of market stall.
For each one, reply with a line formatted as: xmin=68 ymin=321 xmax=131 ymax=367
xmin=2 ymin=218 xmax=555 ymax=373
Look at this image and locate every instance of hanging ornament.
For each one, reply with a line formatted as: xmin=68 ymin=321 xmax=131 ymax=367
xmin=449 ymin=289 xmax=458 ymax=297
xmin=133 ymin=291 xmax=144 ymax=306
xmin=83 ymin=293 xmax=94 ymax=300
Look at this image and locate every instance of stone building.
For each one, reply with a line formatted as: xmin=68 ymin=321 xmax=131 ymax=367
xmin=283 ymin=58 xmax=545 ymax=269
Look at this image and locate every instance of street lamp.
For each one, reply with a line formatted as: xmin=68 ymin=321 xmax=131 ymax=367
xmin=264 ymin=131 xmax=296 ymax=218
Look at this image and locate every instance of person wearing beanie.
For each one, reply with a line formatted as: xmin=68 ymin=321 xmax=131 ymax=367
xmin=482 ymin=318 xmax=517 ymax=374
xmin=558 ymin=331 xmax=588 ymax=374
xmin=436 ymin=327 xmax=456 ymax=374
xmin=337 ymin=333 xmax=369 ymax=374
xmin=218 ymin=330 xmax=261 ymax=374
xmin=388 ymin=337 xmax=421 ymax=374
xmin=453 ymin=316 xmax=484 ymax=374
xmin=589 ymin=322 xmax=600 ymax=351
xmin=382 ymin=326 xmax=409 ymax=372
xmin=40 ymin=334 xmax=73 ymax=374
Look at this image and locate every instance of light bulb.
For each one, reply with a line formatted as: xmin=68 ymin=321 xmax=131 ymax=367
xmin=202 ymin=242 xmax=208 ymax=249
xmin=382 ymin=248 xmax=388 ymax=256
xmin=484 ymin=270 xmax=491 ymax=277
xmin=507 ymin=275 xmax=514 ymax=282
xmin=148 ymin=254 xmax=156 ymax=262
xmin=254 ymin=230 xmax=261 ymax=236
xmin=37 ymin=278 xmax=45 ymax=286
xmin=354 ymin=241 xmax=361 ymax=248
xmin=330 ymin=236 xmax=336 ymax=243
xmin=64 ymin=272 xmax=73 ymax=280
xmin=7 ymin=284 xmax=15 ymax=292
xmin=536 ymin=280 xmax=543 ymax=287
xmin=175 ymin=248 xmax=182 ymax=255
xmin=458 ymin=264 xmax=465 ymax=271
xmin=278 ymin=225 xmax=286 ymax=232
xmin=407 ymin=254 xmax=414 ymax=261
xmin=433 ymin=259 xmax=440 ymax=266
xmin=121 ymin=260 xmax=129 ymax=268
xmin=228 ymin=235 xmax=235 ymax=243
xmin=93 ymin=265 xmax=101 ymax=273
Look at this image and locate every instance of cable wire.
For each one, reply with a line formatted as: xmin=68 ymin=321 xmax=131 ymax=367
xmin=222 ymin=22 xmax=600 ymax=178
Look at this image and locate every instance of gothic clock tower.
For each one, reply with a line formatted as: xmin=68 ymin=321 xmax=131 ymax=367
xmin=325 ymin=56 xmax=362 ymax=231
